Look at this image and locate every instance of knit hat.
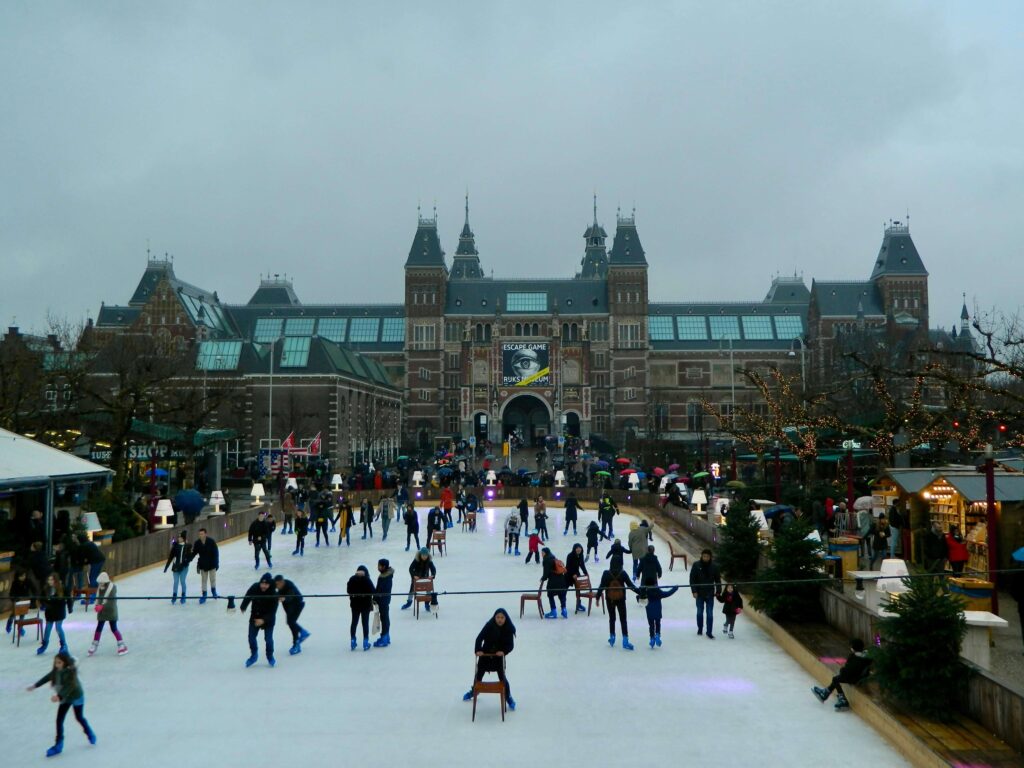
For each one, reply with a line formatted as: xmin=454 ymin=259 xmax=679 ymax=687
xmin=419 ymin=547 xmax=429 ymax=556
xmin=273 ymin=574 xmax=284 ymax=582
xmin=259 ymin=572 xmax=273 ymax=585
xmin=378 ymin=558 xmax=390 ymax=568
xmin=97 ymin=572 xmax=110 ymax=584
xmin=630 ymin=520 xmax=639 ymax=531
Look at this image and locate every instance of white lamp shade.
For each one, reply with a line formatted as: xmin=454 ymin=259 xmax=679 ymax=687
xmin=691 ymin=490 xmax=708 ymax=506
xmin=81 ymin=512 xmax=102 ymax=533
xmin=805 ymin=529 xmax=822 ymax=543
xmin=331 ymin=474 xmax=343 ymax=486
xmin=285 ymin=478 xmax=298 ymax=490
xmin=154 ymin=499 xmax=174 ymax=518
xmin=878 ymin=558 xmax=910 ymax=594
xmin=250 ymin=483 xmax=266 ymax=498
xmin=208 ymin=491 xmax=226 ymax=505
xmin=554 ymin=471 xmax=566 ymax=487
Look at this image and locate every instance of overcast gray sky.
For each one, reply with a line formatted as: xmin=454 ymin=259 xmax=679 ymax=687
xmin=2 ymin=2 xmax=1021 ymax=334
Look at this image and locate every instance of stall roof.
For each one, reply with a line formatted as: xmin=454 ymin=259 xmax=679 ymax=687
xmin=936 ymin=473 xmax=1024 ymax=503
xmin=0 ymin=428 xmax=113 ymax=491
xmin=875 ymin=466 xmax=978 ymax=495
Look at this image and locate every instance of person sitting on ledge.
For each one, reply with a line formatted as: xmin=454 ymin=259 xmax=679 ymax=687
xmin=812 ymin=638 xmax=871 ymax=711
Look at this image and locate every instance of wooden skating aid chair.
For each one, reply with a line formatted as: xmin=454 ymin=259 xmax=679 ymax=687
xmin=472 ymin=654 xmax=507 ymax=722
xmin=519 ymin=586 xmax=543 ymax=618
xmin=429 ymin=530 xmax=447 ymax=556
xmin=413 ymin=578 xmax=437 ymax=619
xmin=11 ymin=601 xmax=42 ymax=646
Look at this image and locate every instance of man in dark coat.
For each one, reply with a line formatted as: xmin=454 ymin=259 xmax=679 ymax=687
xmin=462 ymin=608 xmax=517 ymax=710
xmin=638 ymin=545 xmax=663 ymax=585
xmin=565 ymin=543 xmax=589 ymax=613
xmin=191 ymin=528 xmax=220 ymax=602
xmin=248 ymin=512 xmax=272 ymax=569
xmin=240 ymin=573 xmax=278 ymax=667
xmin=598 ymin=494 xmax=618 ymax=537
xmin=690 ymin=548 xmax=722 ymax=639
xmin=373 ymin=559 xmax=395 ymax=647
xmin=401 ymin=548 xmax=437 ymax=610
xmin=539 ymin=547 xmax=569 ymax=619
xmin=404 ymin=503 xmax=421 ymax=552
xmin=273 ymin=574 xmax=309 ymax=655
xmin=563 ymin=493 xmax=583 ymax=535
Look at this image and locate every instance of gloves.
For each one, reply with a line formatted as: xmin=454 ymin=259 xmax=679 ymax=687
xmin=94 ymin=604 xmax=102 ymax=613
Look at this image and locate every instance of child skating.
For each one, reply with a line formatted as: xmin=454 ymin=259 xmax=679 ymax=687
xmin=89 ymin=572 xmax=127 ymax=656
xmin=525 ymin=530 xmax=542 ymax=565
xmin=26 ymin=650 xmax=95 ymax=757
xmin=640 ymin=581 xmax=680 ymax=648
xmin=585 ymin=520 xmax=607 ymax=563
xmin=717 ymin=583 xmax=744 ymax=638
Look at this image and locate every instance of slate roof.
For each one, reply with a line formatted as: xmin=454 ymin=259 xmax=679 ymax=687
xmin=764 ymin=276 xmax=810 ymax=304
xmin=95 ymin=305 xmax=142 ymax=328
xmin=248 ymin=279 xmax=301 ymax=306
xmin=870 ymin=223 xmax=928 ymax=279
xmin=128 ymin=259 xmax=176 ymax=305
xmin=938 ymin=472 xmax=1024 ymax=503
xmin=443 ymin=279 xmax=609 ymax=315
xmin=405 ymin=217 xmax=446 ymax=268
xmin=811 ymin=281 xmax=885 ymax=317
xmin=608 ymin=216 xmax=647 ymax=266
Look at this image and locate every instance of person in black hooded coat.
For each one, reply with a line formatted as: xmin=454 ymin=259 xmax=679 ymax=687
xmin=462 ymin=608 xmax=517 ymax=710
xmin=347 ymin=565 xmax=376 ymax=651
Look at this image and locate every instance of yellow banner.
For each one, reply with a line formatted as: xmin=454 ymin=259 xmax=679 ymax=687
xmin=514 ymin=366 xmax=550 ymax=387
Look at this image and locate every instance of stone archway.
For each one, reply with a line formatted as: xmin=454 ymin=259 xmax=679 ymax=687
xmin=500 ymin=394 xmax=552 ymax=448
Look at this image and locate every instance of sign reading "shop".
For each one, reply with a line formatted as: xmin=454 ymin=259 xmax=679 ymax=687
xmin=89 ymin=444 xmax=192 ymax=463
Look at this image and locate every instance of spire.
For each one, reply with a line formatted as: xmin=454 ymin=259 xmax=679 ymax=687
xmin=579 ymin=195 xmax=608 ymax=279
xmin=451 ymin=191 xmax=482 ymax=279
xmin=960 ymin=293 xmax=969 ymax=322
xmin=609 ymin=206 xmax=648 ymax=266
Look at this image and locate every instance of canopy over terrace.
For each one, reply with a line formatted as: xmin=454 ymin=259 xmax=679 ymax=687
xmin=0 ymin=427 xmax=113 ymax=551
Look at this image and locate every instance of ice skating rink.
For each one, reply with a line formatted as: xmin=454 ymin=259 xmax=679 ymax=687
xmin=0 ymin=505 xmax=908 ymax=767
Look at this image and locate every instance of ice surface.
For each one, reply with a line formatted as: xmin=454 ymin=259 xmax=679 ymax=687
xmin=1 ymin=505 xmax=908 ymax=766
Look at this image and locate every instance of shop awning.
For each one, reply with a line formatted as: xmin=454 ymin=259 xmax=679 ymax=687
xmin=938 ymin=473 xmax=1024 ymax=503
xmin=85 ymin=415 xmax=238 ymax=447
xmin=0 ymin=427 xmax=113 ymax=492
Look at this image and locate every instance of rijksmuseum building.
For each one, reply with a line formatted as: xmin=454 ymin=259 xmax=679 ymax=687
xmin=92 ymin=200 xmax=972 ymax=464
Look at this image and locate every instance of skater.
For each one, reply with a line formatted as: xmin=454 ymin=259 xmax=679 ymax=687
xmin=598 ymin=563 xmax=638 ymax=650
xmin=638 ymin=544 xmax=663 ymax=585
xmin=517 ymin=497 xmax=530 ymax=531
xmin=426 ymin=505 xmax=445 ymax=544
xmin=395 ymin=483 xmax=409 ymax=522
xmin=440 ymin=485 xmax=454 ymax=528
xmin=455 ymin=487 xmax=467 ymax=524
xmin=504 ymin=510 xmax=521 ymax=555
xmin=812 ymin=638 xmax=872 ymax=710
xmin=293 ymin=509 xmax=309 ymax=555
xmin=240 ymin=572 xmax=277 ymax=667
xmin=281 ymin=488 xmax=295 ymax=534
xmin=565 ymin=543 xmax=589 ymax=613
xmin=717 ymin=583 xmax=744 ymax=638
xmin=163 ymin=530 xmax=192 ymax=604
xmin=373 ymin=558 xmax=394 ymax=648
xmin=605 ymin=538 xmax=631 ymax=571
xmin=273 ymin=574 xmax=309 ymax=655
xmin=401 ymin=548 xmax=436 ymax=610
xmin=525 ymin=529 xmax=543 ymax=565
xmin=347 ymin=565 xmax=375 ymax=651
xmin=191 ymin=527 xmax=220 ymax=602
xmin=540 ymin=547 xmax=569 ymax=618
xmin=563 ymin=493 xmax=582 ymax=535
xmin=26 ymin=650 xmax=95 ymax=757
xmin=336 ymin=500 xmax=354 ymax=547
xmin=265 ymin=510 xmax=277 ymax=551
xmin=38 ymin=573 xmax=69 ymax=655
xmin=534 ymin=496 xmax=549 ymax=541
xmin=313 ymin=493 xmax=331 ymax=546
xmin=640 ymin=579 xmax=680 ymax=648
xmin=404 ymin=502 xmax=421 ymax=551
xmin=465 ymin=491 xmax=479 ymax=525
xmin=89 ymin=572 xmax=127 ymax=657
xmin=691 ymin=548 xmax=722 ymax=638
xmin=628 ymin=520 xmax=653 ymax=579
xmin=598 ymin=494 xmax=618 ymax=537
xmin=248 ymin=511 xmax=272 ymax=569
xmin=585 ymin=520 xmax=607 ymax=563
xmin=379 ymin=498 xmax=392 ymax=541
xmin=360 ymin=498 xmax=375 ymax=539
xmin=461 ymin=608 xmax=517 ymax=711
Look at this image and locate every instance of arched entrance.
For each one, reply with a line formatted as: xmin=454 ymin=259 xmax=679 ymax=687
xmin=501 ymin=394 xmax=551 ymax=448
xmin=563 ymin=411 xmax=581 ymax=438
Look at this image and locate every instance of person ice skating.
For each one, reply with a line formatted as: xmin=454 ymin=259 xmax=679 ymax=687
xmin=563 ymin=493 xmax=582 ymax=535
xmin=517 ymin=497 xmax=530 ymax=531
xmin=691 ymin=549 xmax=722 ymax=638
xmin=462 ymin=608 xmax=517 ymax=711
xmin=192 ymin=527 xmax=220 ymax=602
xmin=373 ymin=559 xmax=394 ymax=648
xmin=455 ymin=487 xmax=467 ymax=525
xmin=273 ymin=575 xmax=309 ymax=655
xmin=505 ymin=510 xmax=522 ymax=555
xmin=440 ymin=485 xmax=454 ymax=528
xmin=395 ymin=483 xmax=409 ymax=522
xmin=265 ymin=510 xmax=277 ymax=551
xmin=240 ymin=573 xmax=278 ymax=667
xmin=598 ymin=494 xmax=618 ymax=537
xmin=163 ymin=530 xmax=193 ymax=604
xmin=38 ymin=573 xmax=69 ymax=655
xmin=628 ymin=520 xmax=653 ymax=579
xmin=281 ymin=488 xmax=295 ymax=534
xmin=311 ymin=492 xmax=329 ymax=546
xmin=640 ymin=579 xmax=680 ymax=648
xmin=605 ymin=538 xmax=630 ymax=571
xmin=248 ymin=511 xmax=272 ymax=569
xmin=337 ymin=500 xmax=354 ymax=546
xmin=566 ymin=543 xmax=589 ymax=613
xmin=293 ymin=509 xmax=309 ymax=555
xmin=26 ymin=650 xmax=95 ymax=757
xmin=599 ymin=564 xmax=638 ymax=650
xmin=379 ymin=498 xmax=392 ymax=541
xmin=347 ymin=565 xmax=376 ymax=651
xmin=401 ymin=548 xmax=437 ymax=610
xmin=360 ymin=498 xmax=375 ymax=539
xmin=812 ymin=638 xmax=872 ymax=710
xmin=534 ymin=496 xmax=549 ymax=541
xmin=585 ymin=521 xmax=607 ymax=563
xmin=717 ymin=583 xmax=744 ymax=639
xmin=89 ymin=572 xmax=127 ymax=657
xmin=638 ymin=544 xmax=663 ymax=585
xmin=540 ymin=547 xmax=569 ymax=618
xmin=404 ymin=502 xmax=421 ymax=551
xmin=525 ymin=530 xmax=543 ymax=565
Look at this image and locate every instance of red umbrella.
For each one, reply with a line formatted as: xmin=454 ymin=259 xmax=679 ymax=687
xmin=620 ymin=468 xmax=638 ymax=475
xmin=652 ymin=467 xmax=666 ymax=476
xmin=615 ymin=458 xmax=631 ymax=465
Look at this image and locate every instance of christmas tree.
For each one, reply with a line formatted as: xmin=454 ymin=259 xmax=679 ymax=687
xmin=715 ymin=508 xmax=763 ymax=583
xmin=751 ymin=518 xmax=824 ymax=621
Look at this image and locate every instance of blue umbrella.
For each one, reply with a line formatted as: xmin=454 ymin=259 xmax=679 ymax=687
xmin=517 ymin=468 xmax=530 ymax=475
xmin=174 ymin=489 xmax=205 ymax=518
xmin=636 ymin=472 xmax=647 ymax=480
xmin=593 ymin=460 xmax=610 ymax=469
xmin=1012 ymin=546 xmax=1024 ymax=562
xmin=437 ymin=467 xmax=454 ymax=476
xmin=764 ymin=504 xmax=793 ymax=519
xmin=144 ymin=468 xmax=169 ymax=478
xmin=663 ymin=472 xmax=679 ymax=481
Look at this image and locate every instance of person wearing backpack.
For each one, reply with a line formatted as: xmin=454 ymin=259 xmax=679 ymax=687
xmin=599 ymin=564 xmax=638 ymax=649
xmin=539 ymin=547 xmax=569 ymax=619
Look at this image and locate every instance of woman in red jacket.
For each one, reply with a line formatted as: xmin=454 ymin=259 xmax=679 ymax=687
xmin=945 ymin=524 xmax=969 ymax=574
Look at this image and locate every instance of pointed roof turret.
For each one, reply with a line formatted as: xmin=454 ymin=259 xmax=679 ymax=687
xmin=960 ymin=295 xmax=970 ymax=322
xmin=405 ymin=206 xmax=447 ymax=270
xmin=870 ymin=220 xmax=927 ymax=280
xmin=578 ymin=194 xmax=608 ymax=279
xmin=450 ymin=193 xmax=484 ymax=280
xmin=609 ymin=207 xmax=647 ymax=266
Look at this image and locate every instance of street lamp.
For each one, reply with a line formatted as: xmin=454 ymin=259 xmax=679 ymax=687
xmin=788 ymin=337 xmax=807 ymax=390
